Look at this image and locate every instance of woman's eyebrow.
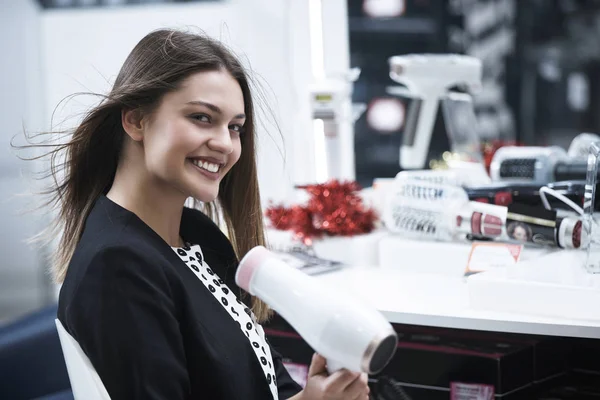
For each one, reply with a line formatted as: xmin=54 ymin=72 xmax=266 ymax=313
xmin=187 ymin=100 xmax=245 ymax=119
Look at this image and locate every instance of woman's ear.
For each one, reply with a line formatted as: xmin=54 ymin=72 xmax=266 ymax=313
xmin=121 ymin=108 xmax=145 ymax=142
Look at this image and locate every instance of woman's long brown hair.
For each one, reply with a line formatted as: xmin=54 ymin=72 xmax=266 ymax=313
xmin=23 ymin=29 xmax=271 ymax=321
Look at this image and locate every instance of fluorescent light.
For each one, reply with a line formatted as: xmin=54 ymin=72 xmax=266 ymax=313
xmin=308 ymin=0 xmax=325 ymax=80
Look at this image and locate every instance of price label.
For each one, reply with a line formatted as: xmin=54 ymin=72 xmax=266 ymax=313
xmin=465 ymin=242 xmax=523 ymax=276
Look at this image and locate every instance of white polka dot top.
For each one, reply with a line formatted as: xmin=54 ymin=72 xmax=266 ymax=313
xmin=173 ymin=243 xmax=278 ymax=400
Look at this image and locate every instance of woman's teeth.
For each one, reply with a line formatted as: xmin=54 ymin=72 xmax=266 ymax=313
xmin=192 ymin=159 xmax=220 ymax=173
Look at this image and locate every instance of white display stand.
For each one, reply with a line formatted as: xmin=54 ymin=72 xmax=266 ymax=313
xmin=468 ymin=250 xmax=600 ymax=322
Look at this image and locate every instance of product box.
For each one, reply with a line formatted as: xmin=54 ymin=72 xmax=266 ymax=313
xmin=570 ymin=338 xmax=600 ymax=373
xmin=530 ymin=336 xmax=570 ymax=382
xmin=372 ymin=375 xmax=538 ymax=400
xmin=379 ymin=324 xmax=534 ymax=395
xmin=535 ymin=371 xmax=600 ymax=399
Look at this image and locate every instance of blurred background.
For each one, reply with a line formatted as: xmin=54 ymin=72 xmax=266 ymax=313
xmin=2 ymin=0 xmax=600 ymax=325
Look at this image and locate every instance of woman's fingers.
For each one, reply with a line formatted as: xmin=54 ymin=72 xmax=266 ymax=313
xmin=307 ymin=353 xmax=327 ymax=377
xmin=323 ymin=369 xmax=361 ymax=395
xmin=346 ymin=372 xmax=370 ymax=399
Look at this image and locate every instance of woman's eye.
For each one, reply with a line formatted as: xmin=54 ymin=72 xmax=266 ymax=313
xmin=229 ymin=124 xmax=244 ymax=134
xmin=191 ymin=114 xmax=210 ymax=123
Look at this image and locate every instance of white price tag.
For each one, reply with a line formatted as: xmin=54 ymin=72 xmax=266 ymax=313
xmin=465 ymin=242 xmax=523 ymax=276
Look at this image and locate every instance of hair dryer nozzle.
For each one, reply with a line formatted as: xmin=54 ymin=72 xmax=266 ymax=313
xmin=368 ymin=333 xmax=398 ymax=374
xmin=236 ymin=246 xmax=270 ymax=292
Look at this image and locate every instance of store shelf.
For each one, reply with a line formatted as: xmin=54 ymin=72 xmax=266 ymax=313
xmin=348 ymin=17 xmax=437 ymax=35
xmin=313 ymin=245 xmax=600 ymax=339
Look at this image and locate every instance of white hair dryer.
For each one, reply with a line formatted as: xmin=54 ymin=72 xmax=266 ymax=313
xmin=389 ymin=54 xmax=482 ymax=170
xmin=235 ymin=246 xmax=398 ymax=374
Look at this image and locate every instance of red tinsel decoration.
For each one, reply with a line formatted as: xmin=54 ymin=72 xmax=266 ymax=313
xmin=265 ymin=179 xmax=378 ymax=243
xmin=265 ymin=204 xmax=321 ymax=243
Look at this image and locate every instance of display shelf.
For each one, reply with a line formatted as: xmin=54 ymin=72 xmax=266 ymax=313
xmin=314 ymin=259 xmax=600 ymax=339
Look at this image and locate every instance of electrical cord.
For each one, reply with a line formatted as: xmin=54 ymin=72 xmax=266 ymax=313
xmin=539 ymin=186 xmax=584 ymax=215
xmin=374 ymin=376 xmax=414 ymax=400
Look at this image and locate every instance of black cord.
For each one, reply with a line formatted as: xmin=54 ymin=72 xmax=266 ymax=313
xmin=375 ymin=376 xmax=414 ymax=400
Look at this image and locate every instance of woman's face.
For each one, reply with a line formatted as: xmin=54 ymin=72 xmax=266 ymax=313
xmin=140 ymin=69 xmax=245 ymax=203
xmin=513 ymin=225 xmax=528 ymax=242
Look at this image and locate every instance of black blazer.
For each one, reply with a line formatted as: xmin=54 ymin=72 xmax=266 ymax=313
xmin=57 ymin=195 xmax=302 ymax=400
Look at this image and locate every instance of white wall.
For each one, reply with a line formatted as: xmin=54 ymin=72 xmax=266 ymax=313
xmin=236 ymin=0 xmax=317 ymax=192
xmin=0 ymin=0 xmax=350 ymax=323
xmin=40 ymin=0 xmax=316 ymax=204
xmin=0 ymin=0 xmax=48 ymax=323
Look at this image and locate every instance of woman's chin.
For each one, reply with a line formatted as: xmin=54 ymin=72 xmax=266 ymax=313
xmin=190 ymin=188 xmax=219 ymax=204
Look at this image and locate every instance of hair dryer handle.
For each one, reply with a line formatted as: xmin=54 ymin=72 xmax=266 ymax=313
xmin=326 ymin=358 xmax=345 ymax=375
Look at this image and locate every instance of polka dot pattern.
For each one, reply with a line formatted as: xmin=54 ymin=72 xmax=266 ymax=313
xmin=173 ymin=243 xmax=277 ymax=399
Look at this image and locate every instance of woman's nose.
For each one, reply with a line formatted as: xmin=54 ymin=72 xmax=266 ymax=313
xmin=208 ymin=126 xmax=233 ymax=154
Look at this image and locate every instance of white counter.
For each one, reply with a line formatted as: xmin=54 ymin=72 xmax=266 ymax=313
xmin=266 ymin=227 xmax=600 ymax=339
xmin=314 ymin=266 xmax=600 ymax=339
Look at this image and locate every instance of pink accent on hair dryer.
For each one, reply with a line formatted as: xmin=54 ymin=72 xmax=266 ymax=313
xmin=236 ymin=246 xmax=398 ymax=374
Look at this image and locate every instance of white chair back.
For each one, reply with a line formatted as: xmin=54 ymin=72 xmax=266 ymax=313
xmin=55 ymin=319 xmax=111 ymax=400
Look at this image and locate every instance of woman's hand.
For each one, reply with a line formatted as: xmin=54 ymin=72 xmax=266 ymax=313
xmin=298 ymin=353 xmax=370 ymax=400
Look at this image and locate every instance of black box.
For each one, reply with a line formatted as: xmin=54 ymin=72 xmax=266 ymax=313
xmin=378 ymin=324 xmax=534 ymax=395
xmin=535 ymin=371 xmax=600 ymax=399
xmin=570 ymin=338 xmax=600 ymax=373
xmin=529 ymin=336 xmax=570 ymax=382
xmin=372 ymin=375 xmax=538 ymax=400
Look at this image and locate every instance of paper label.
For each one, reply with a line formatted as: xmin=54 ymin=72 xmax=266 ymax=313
xmin=465 ymin=242 xmax=523 ymax=276
xmin=450 ymin=382 xmax=495 ymax=400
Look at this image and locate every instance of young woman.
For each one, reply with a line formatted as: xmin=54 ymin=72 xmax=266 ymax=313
xmin=46 ymin=29 xmax=369 ymax=400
